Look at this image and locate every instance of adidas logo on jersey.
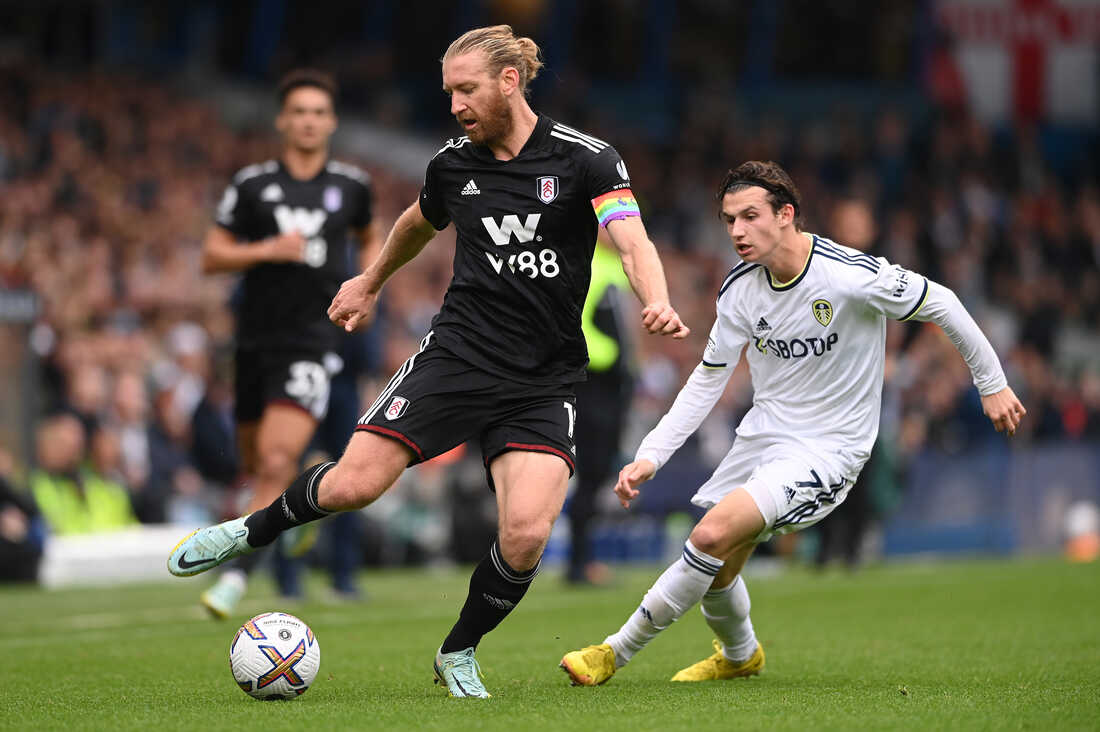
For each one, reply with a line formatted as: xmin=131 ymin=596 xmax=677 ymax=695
xmin=260 ymin=183 xmax=284 ymax=202
xmin=754 ymin=317 xmax=772 ymax=337
xmin=461 ymin=179 xmax=481 ymax=196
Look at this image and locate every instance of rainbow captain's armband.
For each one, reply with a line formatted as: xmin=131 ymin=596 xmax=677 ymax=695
xmin=592 ymin=189 xmax=641 ymax=226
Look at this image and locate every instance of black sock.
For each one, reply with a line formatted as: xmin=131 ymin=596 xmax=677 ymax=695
xmin=440 ymin=540 xmax=539 ymax=653
xmin=243 ymin=462 xmax=335 ymax=548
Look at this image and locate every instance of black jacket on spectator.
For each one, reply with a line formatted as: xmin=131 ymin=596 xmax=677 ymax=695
xmin=0 ymin=475 xmax=43 ymax=583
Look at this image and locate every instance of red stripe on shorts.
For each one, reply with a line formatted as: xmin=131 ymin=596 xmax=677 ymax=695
xmin=267 ymin=399 xmax=316 ymax=418
xmin=503 ymin=442 xmax=575 ymax=474
xmin=356 ymin=424 xmax=425 ymax=461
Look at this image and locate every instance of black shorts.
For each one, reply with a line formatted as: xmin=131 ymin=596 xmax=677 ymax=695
xmin=234 ymin=347 xmax=339 ymax=423
xmin=355 ymin=332 xmax=576 ymax=480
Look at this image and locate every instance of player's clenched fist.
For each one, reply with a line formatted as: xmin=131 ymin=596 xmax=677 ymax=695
xmin=614 ymin=458 xmax=656 ymax=509
xmin=327 ymin=273 xmax=379 ymax=332
xmin=265 ymin=232 xmax=307 ymax=263
xmin=641 ymin=302 xmax=690 ymax=339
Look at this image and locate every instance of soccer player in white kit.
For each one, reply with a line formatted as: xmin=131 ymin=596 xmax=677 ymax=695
xmin=560 ymin=161 xmax=1026 ymax=686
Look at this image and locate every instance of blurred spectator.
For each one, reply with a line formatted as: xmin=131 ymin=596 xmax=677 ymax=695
xmin=88 ymin=424 xmax=126 ymax=488
xmin=144 ymin=373 xmax=210 ymax=525
xmin=0 ymin=447 xmax=43 ymax=583
xmin=29 ymin=414 xmax=137 ymax=535
xmin=63 ymin=361 xmax=108 ymax=440
xmin=110 ymin=369 xmax=152 ymax=492
xmin=167 ymin=321 xmax=239 ymax=488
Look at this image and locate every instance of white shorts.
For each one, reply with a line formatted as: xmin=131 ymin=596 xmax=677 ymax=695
xmin=691 ymin=437 xmax=856 ymax=543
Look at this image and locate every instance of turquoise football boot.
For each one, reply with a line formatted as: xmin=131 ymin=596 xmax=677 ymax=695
xmin=168 ymin=515 xmax=254 ymax=577
xmin=433 ymin=647 xmax=491 ymax=698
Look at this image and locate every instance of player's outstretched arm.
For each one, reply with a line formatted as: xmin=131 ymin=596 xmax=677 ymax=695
xmin=200 ymin=226 xmax=305 ymax=274
xmin=614 ymin=459 xmax=656 ymax=509
xmin=328 ymin=200 xmax=437 ymax=332
xmin=626 ymin=360 xmax=735 ymax=496
xmin=603 ymin=216 xmax=690 ymax=339
xmin=981 ymin=386 xmax=1026 ymax=436
xmin=911 ymin=279 xmax=1025 ymax=435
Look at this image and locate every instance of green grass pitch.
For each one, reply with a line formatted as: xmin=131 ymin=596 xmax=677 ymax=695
xmin=3 ymin=557 xmax=1098 ymax=731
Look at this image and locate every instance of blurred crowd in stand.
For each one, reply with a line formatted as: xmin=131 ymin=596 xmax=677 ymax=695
xmin=0 ymin=54 xmax=1097 ymax=576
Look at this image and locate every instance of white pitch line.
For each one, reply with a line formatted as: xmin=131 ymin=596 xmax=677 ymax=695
xmin=3 ymin=592 xmax=600 ymax=649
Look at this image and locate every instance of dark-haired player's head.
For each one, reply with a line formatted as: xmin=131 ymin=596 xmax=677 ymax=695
xmin=440 ymin=25 xmax=543 ymax=146
xmin=716 ymin=161 xmax=803 ymax=261
xmin=275 ymin=69 xmax=338 ymax=154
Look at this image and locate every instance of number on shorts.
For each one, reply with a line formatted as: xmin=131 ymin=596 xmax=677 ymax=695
xmin=285 ymin=361 xmax=330 ymax=418
xmin=563 ymin=401 xmax=575 ymax=439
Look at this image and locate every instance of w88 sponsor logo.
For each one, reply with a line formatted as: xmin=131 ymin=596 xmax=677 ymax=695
xmin=758 ymin=333 xmax=839 ymax=359
xmin=481 ymin=213 xmax=560 ymax=279
xmin=274 ymin=205 xmax=327 ymax=268
xmin=485 ymin=248 xmax=560 ymax=279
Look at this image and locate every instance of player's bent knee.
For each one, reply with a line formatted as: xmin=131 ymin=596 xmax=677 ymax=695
xmin=498 ymin=521 xmax=551 ymax=570
xmin=256 ymin=448 xmax=297 ymax=482
xmin=689 ymin=520 xmax=736 ymax=560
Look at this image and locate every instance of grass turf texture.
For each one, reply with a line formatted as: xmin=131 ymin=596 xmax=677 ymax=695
xmin=2 ymin=557 xmax=1098 ymax=731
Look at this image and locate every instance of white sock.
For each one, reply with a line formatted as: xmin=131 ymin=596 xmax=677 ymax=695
xmin=701 ymin=575 xmax=757 ymax=663
xmin=219 ymin=568 xmax=247 ymax=589
xmin=604 ymin=540 xmax=722 ymax=667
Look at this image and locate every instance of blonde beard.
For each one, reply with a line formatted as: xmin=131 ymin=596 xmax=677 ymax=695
xmin=468 ymin=96 xmax=513 ymax=146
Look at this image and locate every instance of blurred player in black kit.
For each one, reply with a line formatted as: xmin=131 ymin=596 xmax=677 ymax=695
xmin=170 ymin=26 xmax=689 ymax=697
xmin=198 ymin=69 xmax=379 ymax=617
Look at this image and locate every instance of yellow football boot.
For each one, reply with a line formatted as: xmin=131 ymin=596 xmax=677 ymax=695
xmin=670 ymin=640 xmax=765 ymax=682
xmin=560 ymin=643 xmax=616 ymax=686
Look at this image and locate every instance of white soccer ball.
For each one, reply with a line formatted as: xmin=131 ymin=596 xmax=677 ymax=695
xmin=229 ymin=612 xmax=320 ymax=700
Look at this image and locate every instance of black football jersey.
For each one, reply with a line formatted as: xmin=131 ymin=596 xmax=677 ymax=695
xmin=418 ymin=114 xmax=635 ymax=384
xmin=214 ymin=159 xmax=372 ymax=352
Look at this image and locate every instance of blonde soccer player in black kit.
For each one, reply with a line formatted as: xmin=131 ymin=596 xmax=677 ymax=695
xmin=170 ymin=25 xmax=690 ymax=698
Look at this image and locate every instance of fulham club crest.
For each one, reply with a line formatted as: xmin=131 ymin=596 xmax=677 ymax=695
xmin=323 ymin=185 xmax=343 ymax=212
xmin=537 ymin=176 xmax=559 ymax=204
xmin=384 ymin=396 xmax=410 ymax=421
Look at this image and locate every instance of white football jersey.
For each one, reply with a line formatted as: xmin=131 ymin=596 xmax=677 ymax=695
xmin=702 ymin=233 xmax=928 ymax=477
